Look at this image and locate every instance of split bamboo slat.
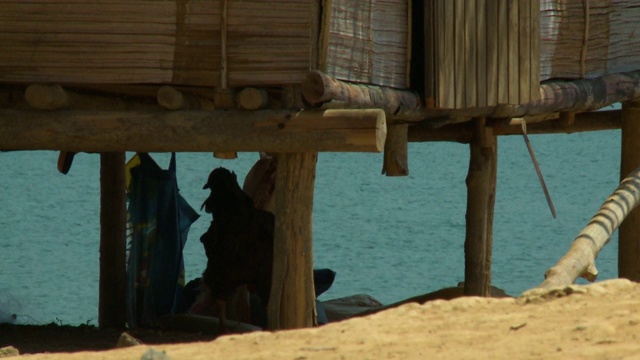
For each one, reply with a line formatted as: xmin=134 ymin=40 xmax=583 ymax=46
xmin=540 ymin=0 xmax=640 ymax=80
xmin=424 ymin=0 xmax=541 ymax=109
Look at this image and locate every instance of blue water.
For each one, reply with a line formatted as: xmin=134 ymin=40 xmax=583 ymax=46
xmin=0 ymin=128 xmax=623 ymax=325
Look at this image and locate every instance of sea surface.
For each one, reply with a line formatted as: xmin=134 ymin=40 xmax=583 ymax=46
xmin=0 ymin=123 xmax=624 ymax=325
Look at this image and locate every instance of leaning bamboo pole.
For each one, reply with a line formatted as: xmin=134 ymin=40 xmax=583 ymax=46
xmin=531 ymin=164 xmax=640 ymax=290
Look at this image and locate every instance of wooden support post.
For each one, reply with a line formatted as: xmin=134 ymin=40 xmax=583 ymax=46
xmin=619 ymin=100 xmax=640 ymax=281
xmin=464 ymin=118 xmax=497 ymax=296
xmin=268 ymin=152 xmax=317 ymax=330
xmin=382 ymin=123 xmax=409 ymax=176
xmin=99 ymin=152 xmax=127 ymax=329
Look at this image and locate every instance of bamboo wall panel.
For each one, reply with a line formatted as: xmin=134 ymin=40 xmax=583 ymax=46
xmin=424 ymin=0 xmax=541 ymax=109
xmin=321 ymin=0 xmax=410 ymax=89
xmin=540 ymin=0 xmax=640 ymax=81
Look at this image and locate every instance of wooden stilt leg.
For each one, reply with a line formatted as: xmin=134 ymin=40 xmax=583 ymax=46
xmin=382 ymin=123 xmax=409 ymax=176
xmin=619 ymin=100 xmax=640 ymax=281
xmin=99 ymin=152 xmax=127 ymax=329
xmin=268 ymin=152 xmax=318 ymax=330
xmin=464 ymin=118 xmax=497 ymax=296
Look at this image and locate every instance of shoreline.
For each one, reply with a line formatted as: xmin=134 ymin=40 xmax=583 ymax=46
xmin=3 ymin=279 xmax=640 ymax=359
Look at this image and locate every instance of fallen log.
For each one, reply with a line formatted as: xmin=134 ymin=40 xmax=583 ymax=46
xmin=529 ymin=164 xmax=640 ymax=290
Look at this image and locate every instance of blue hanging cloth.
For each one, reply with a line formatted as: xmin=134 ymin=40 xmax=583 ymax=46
xmin=126 ymin=153 xmax=199 ymax=328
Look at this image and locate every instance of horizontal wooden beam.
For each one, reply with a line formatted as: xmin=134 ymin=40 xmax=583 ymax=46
xmin=408 ymin=110 xmax=622 ymax=143
xmin=0 ymin=109 xmax=386 ymax=153
xmin=302 ymin=71 xmax=640 ymax=127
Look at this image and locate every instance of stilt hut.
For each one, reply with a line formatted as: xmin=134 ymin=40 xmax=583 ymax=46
xmin=1 ymin=0 xmax=640 ymax=330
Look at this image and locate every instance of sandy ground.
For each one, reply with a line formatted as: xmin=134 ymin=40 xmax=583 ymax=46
xmin=3 ymin=279 xmax=640 ymax=360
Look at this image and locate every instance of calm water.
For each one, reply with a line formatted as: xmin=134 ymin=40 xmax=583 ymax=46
xmin=0 ymin=128 xmax=623 ymax=325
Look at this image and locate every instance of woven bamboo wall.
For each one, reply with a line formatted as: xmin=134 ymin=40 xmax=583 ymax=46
xmin=540 ymin=0 xmax=640 ymax=81
xmin=0 ymin=0 xmax=409 ymax=89
xmin=424 ymin=0 xmax=541 ymax=109
xmin=320 ymin=0 xmax=410 ymax=89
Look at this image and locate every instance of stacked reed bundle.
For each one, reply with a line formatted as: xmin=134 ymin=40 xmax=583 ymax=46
xmin=0 ymin=0 xmax=410 ymax=90
xmin=540 ymin=0 xmax=640 ymax=81
xmin=0 ymin=1 xmax=180 ymax=84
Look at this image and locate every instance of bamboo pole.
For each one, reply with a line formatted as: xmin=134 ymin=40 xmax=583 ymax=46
xmin=268 ymin=152 xmax=317 ymax=330
xmin=0 ymin=108 xmax=386 ymax=153
xmin=98 ymin=152 xmax=127 ymax=329
xmin=464 ymin=118 xmax=497 ymax=296
xmin=619 ymin=100 xmax=640 ymax=281
xmin=531 ymin=164 xmax=640 ymax=290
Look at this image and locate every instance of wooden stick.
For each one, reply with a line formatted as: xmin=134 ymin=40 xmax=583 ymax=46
xmin=530 ymin=163 xmax=640 ymax=290
xmin=521 ymin=120 xmax=556 ymax=218
xmin=0 ymin=108 xmax=386 ymax=153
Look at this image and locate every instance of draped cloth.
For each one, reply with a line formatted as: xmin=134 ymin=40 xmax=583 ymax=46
xmin=125 ymin=153 xmax=199 ymax=328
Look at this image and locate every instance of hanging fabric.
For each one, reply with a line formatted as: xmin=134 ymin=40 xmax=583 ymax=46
xmin=125 ymin=152 xmax=199 ymax=328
